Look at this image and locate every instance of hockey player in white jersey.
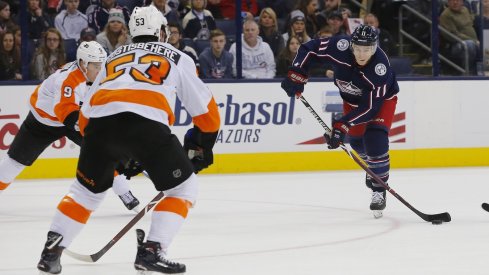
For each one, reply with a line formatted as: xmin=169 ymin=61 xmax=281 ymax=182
xmin=37 ymin=5 xmax=220 ymax=274
xmin=0 ymin=41 xmax=140 ymax=212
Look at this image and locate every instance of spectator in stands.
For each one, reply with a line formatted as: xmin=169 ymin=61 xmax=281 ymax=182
xmin=199 ymin=29 xmax=233 ymax=79
xmin=208 ymin=0 xmax=258 ymax=20
xmin=275 ymin=35 xmax=300 ymax=77
xmin=96 ymin=8 xmax=131 ymax=54
xmin=316 ymin=0 xmax=340 ymax=27
xmin=167 ymin=22 xmax=200 ymax=68
xmin=229 ymin=19 xmax=275 ymax=79
xmin=142 ymin=0 xmax=180 ymax=11
xmin=282 ymin=10 xmax=310 ymax=47
xmin=258 ymin=7 xmax=284 ymax=58
xmin=295 ymin=0 xmax=319 ymax=38
xmin=364 ymin=13 xmax=397 ymax=56
xmin=89 ymin=0 xmax=130 ymax=33
xmin=182 ymin=0 xmax=216 ymax=40
xmin=54 ymin=0 xmax=88 ymax=40
xmin=23 ymin=0 xmax=52 ymax=41
xmin=31 ymin=28 xmax=66 ymax=80
xmin=0 ymin=30 xmax=21 ymax=80
xmin=0 ymin=1 xmax=16 ymax=34
xmin=146 ymin=0 xmax=179 ymax=24
xmin=176 ymin=0 xmax=192 ymax=19
xmin=78 ymin=26 xmax=96 ymax=44
xmin=327 ymin=10 xmax=345 ymax=36
xmin=440 ymin=0 xmax=479 ymax=74
xmin=257 ymin=0 xmax=295 ymax=19
xmin=316 ymin=24 xmax=333 ymax=38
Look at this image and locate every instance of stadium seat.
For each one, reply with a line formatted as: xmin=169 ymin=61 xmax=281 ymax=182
xmin=64 ymin=39 xmax=78 ymax=62
xmin=182 ymin=37 xmax=196 ymax=49
xmin=194 ymin=39 xmax=210 ymax=55
xmin=390 ymin=56 xmax=413 ymax=76
xmin=215 ymin=19 xmax=236 ymax=36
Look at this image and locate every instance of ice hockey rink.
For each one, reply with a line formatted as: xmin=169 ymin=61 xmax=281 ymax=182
xmin=1 ymin=167 xmax=488 ymax=275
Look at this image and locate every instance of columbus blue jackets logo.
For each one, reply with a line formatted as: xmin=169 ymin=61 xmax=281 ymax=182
xmin=337 ymin=39 xmax=349 ymax=51
xmin=336 ymin=79 xmax=362 ymax=96
xmin=375 ymin=63 xmax=387 ymax=76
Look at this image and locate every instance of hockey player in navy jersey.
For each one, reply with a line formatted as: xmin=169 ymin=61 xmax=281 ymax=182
xmin=281 ymin=25 xmax=399 ymax=218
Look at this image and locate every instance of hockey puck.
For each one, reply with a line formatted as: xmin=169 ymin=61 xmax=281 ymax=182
xmin=431 ymin=219 xmax=443 ymax=225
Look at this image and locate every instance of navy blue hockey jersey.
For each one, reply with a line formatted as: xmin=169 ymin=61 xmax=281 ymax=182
xmin=292 ymin=35 xmax=400 ymax=126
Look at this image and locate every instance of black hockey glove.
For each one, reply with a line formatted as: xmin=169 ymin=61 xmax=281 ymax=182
xmin=326 ymin=122 xmax=349 ymax=149
xmin=116 ymin=159 xmax=144 ymax=180
xmin=281 ymin=66 xmax=308 ymax=97
xmin=183 ymin=126 xmax=218 ymax=173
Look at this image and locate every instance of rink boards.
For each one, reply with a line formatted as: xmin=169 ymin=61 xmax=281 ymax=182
xmin=0 ymin=79 xmax=488 ymax=178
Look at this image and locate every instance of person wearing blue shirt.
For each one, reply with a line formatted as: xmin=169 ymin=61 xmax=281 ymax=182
xmin=281 ymin=25 xmax=400 ymax=219
xmin=199 ymin=29 xmax=233 ymax=79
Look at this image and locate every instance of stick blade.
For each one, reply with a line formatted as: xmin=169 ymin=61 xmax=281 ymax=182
xmin=426 ymin=212 xmax=451 ymax=223
xmin=482 ymin=203 xmax=489 ymax=212
xmin=63 ymin=249 xmax=96 ymax=262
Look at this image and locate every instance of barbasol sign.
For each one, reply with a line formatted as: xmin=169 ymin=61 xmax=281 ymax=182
xmin=173 ymin=93 xmax=296 ymax=146
xmin=174 ymin=94 xmax=295 ymax=126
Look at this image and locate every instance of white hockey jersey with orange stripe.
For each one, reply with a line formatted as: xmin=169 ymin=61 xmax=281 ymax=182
xmin=80 ymin=42 xmax=220 ymax=134
xmin=29 ymin=62 xmax=88 ymax=127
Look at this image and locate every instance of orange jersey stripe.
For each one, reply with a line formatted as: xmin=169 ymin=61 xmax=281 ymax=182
xmin=154 ymin=197 xmax=190 ymax=218
xmin=29 ymin=85 xmax=59 ymax=122
xmin=0 ymin=181 xmax=9 ymax=190
xmin=57 ymin=195 xmax=92 ymax=224
xmin=192 ymin=97 xmax=221 ymax=132
xmin=90 ymin=89 xmax=175 ymax=125
xmin=54 ymin=69 xmax=85 ymax=123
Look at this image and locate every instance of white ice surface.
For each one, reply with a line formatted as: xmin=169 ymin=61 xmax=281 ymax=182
xmin=1 ymin=167 xmax=489 ymax=275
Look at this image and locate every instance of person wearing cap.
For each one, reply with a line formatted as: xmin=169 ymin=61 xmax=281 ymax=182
xmin=78 ymin=27 xmax=96 ymax=44
xmin=96 ymin=8 xmax=131 ymax=54
xmin=327 ymin=10 xmax=346 ymax=36
xmin=54 ymin=0 xmax=88 ymax=41
xmin=282 ymin=10 xmax=311 ymax=47
xmin=316 ymin=0 xmax=341 ymax=26
xmin=88 ymin=0 xmax=130 ymax=33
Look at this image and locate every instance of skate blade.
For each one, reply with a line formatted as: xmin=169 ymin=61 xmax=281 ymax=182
xmin=137 ymin=271 xmax=185 ymax=275
xmin=372 ymin=210 xmax=383 ymax=219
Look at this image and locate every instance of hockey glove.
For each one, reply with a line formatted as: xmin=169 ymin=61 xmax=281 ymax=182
xmin=326 ymin=122 xmax=349 ymax=149
xmin=184 ymin=126 xmax=218 ymax=173
xmin=116 ymin=159 xmax=144 ymax=180
xmin=281 ymin=66 xmax=308 ymax=97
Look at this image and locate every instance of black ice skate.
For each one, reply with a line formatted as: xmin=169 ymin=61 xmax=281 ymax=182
xmin=37 ymin=231 xmax=64 ymax=274
xmin=134 ymin=229 xmax=186 ymax=274
xmin=370 ymin=190 xmax=386 ymax=219
xmin=119 ymin=191 xmax=141 ymax=213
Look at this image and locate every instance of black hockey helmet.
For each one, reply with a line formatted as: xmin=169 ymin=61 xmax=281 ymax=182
xmin=351 ymin=24 xmax=378 ymax=46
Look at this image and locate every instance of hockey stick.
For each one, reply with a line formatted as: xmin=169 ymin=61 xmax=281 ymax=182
xmin=64 ymin=171 xmax=165 ymax=262
xmin=298 ymin=95 xmax=451 ymax=223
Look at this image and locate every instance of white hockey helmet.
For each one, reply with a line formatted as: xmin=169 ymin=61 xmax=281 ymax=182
xmin=76 ymin=41 xmax=107 ymax=67
xmin=129 ymin=5 xmax=168 ymax=41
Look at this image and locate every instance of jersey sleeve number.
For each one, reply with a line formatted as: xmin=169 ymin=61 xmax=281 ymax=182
xmin=63 ymin=86 xmax=73 ymax=97
xmin=102 ymin=53 xmax=171 ymax=85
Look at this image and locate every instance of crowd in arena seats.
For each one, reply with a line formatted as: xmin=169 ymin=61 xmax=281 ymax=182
xmin=0 ymin=0 xmax=487 ymax=81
